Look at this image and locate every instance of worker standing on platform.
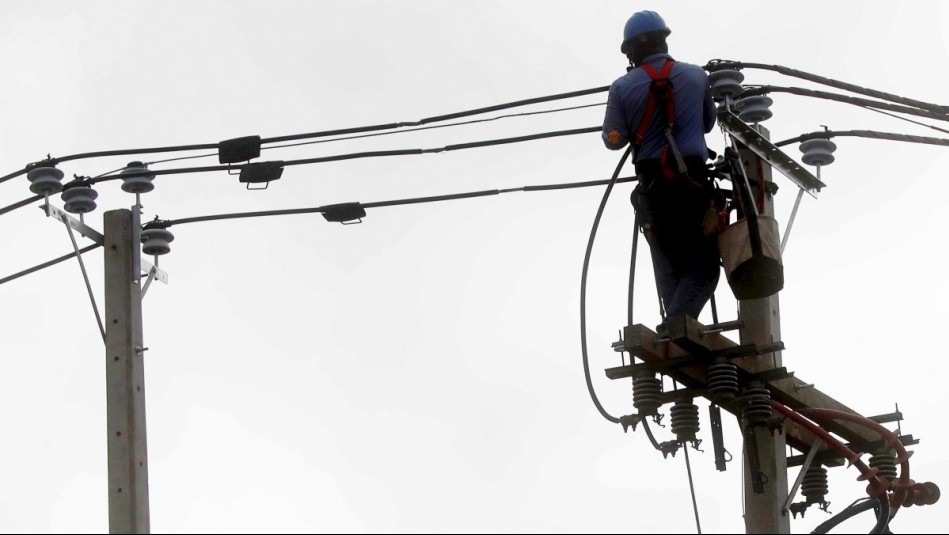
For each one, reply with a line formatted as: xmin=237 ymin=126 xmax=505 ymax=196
xmin=602 ymin=10 xmax=720 ymax=327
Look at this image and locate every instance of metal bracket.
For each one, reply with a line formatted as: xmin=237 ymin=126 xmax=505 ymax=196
xmin=42 ymin=203 xmax=168 ymax=285
xmin=718 ymin=111 xmax=827 ymax=197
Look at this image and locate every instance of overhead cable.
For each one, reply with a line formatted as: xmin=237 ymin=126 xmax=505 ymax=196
xmin=163 ymin=175 xmax=638 ymax=227
xmin=0 ymin=243 xmax=101 ymax=286
xmin=775 ymin=129 xmax=949 ymax=148
xmin=741 ymin=86 xmax=949 ymax=122
xmin=0 ymin=126 xmax=603 ymax=220
xmin=87 ymin=126 xmax=601 ymax=184
xmin=0 ymin=85 xmax=608 ymax=186
xmin=0 ymin=174 xmax=638 ymax=285
xmin=707 ymin=60 xmax=949 ymax=115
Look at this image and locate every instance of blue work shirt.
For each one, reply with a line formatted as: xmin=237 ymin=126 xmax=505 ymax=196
xmin=602 ymin=53 xmax=716 ymax=162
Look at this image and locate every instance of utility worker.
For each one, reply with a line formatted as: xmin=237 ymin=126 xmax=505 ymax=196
xmin=602 ymin=10 xmax=720 ymax=326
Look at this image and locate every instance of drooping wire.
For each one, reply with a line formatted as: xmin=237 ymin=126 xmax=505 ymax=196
xmin=89 ymin=126 xmax=602 ymax=185
xmin=707 ymin=60 xmax=949 ymax=115
xmin=740 ymin=86 xmax=949 ymax=122
xmin=858 ymin=105 xmax=949 ymax=135
xmin=774 ymin=129 xmax=949 ymax=148
xmin=261 ymin=86 xmax=609 ymax=144
xmin=139 ymin=103 xmax=609 ymax=167
xmin=163 ymin=174 xmax=637 ymax=226
xmin=683 ymin=443 xmax=702 ymax=534
xmin=578 ymin=147 xmax=632 ymax=425
xmin=0 ymin=243 xmax=101 ymax=285
xmin=0 ymin=126 xmax=604 ymax=220
xmin=0 ymin=85 xmax=610 ymax=186
xmin=264 ymin=102 xmax=607 ymax=151
xmin=0 ymin=174 xmax=638 ymax=285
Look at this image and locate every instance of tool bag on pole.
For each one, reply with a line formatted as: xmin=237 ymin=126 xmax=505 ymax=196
xmin=717 ymin=147 xmax=784 ymax=300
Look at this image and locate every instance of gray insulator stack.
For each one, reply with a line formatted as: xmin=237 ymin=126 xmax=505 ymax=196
xmin=869 ymin=449 xmax=898 ymax=483
xmin=632 ymin=373 xmax=663 ymax=416
xmin=801 ymin=465 xmax=829 ymax=504
xmin=141 ymin=228 xmax=175 ymax=256
xmin=742 ymin=384 xmax=772 ymax=427
xmin=670 ymin=399 xmax=700 ymax=442
xmin=707 ymin=358 xmax=740 ymax=403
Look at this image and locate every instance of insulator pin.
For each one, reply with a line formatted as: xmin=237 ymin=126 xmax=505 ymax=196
xmin=736 ymin=95 xmax=773 ymax=123
xmin=28 ymin=167 xmax=65 ymax=196
xmin=120 ymin=161 xmax=156 ymax=194
xmin=61 ymin=183 xmax=98 ymax=214
xmin=709 ymin=69 xmax=745 ymax=100
xmin=799 ymin=139 xmax=837 ymax=166
xmin=141 ymin=228 xmax=174 ymax=256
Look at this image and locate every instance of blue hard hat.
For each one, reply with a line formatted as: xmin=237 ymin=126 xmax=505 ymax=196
xmin=621 ymin=10 xmax=671 ymax=53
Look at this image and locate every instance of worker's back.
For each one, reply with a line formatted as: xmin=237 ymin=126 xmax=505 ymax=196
xmin=602 ymin=52 xmax=715 ymax=162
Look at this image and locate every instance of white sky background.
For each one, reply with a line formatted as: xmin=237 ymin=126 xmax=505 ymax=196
xmin=0 ymin=1 xmax=947 ymax=533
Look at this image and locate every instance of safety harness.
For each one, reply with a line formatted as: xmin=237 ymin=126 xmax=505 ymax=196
xmin=632 ymin=59 xmax=690 ymax=180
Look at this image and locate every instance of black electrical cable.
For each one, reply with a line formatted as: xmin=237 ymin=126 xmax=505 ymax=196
xmin=0 ymin=243 xmax=102 ymax=286
xmin=87 ymin=126 xmax=601 ymax=184
xmin=0 ymin=126 xmax=604 ymax=220
xmin=0 ymin=194 xmax=42 ymax=217
xmin=809 ymin=496 xmax=889 ymax=535
xmin=741 ymin=86 xmax=949 ymax=122
xmin=859 ymin=105 xmax=949 ymax=135
xmin=162 ymin=175 xmax=638 ymax=227
xmin=775 ymin=129 xmax=949 ymax=149
xmin=142 ymin=103 xmax=609 ymax=167
xmin=262 ymin=86 xmax=609 ymax=144
xmin=264 ymin=102 xmax=607 ymax=152
xmin=1 ymin=173 xmax=640 ymax=287
xmin=707 ymin=60 xmax=949 ymax=115
xmin=0 ymin=85 xmax=609 ymax=187
xmin=579 ymin=147 xmax=632 ymax=425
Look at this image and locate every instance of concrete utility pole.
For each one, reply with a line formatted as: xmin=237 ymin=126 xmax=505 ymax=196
xmin=736 ymin=127 xmax=790 ymax=534
xmin=103 ymin=209 xmax=150 ymax=533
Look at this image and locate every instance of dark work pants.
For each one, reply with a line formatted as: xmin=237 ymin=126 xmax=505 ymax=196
xmin=636 ymin=158 xmax=721 ymax=320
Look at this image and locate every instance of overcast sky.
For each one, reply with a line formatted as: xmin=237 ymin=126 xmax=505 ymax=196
xmin=1 ymin=1 xmax=947 ymax=533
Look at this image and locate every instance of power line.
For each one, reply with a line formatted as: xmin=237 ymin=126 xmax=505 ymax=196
xmin=88 ymin=126 xmax=601 ymax=184
xmin=858 ymin=105 xmax=949 ymax=135
xmin=263 ymin=102 xmax=606 ymax=151
xmin=0 ymin=85 xmax=609 ymax=186
xmin=260 ymin=86 xmax=609 ymax=144
xmin=0 ymin=126 xmax=603 ymax=220
xmin=775 ymin=129 xmax=949 ymax=148
xmin=741 ymin=86 xmax=949 ymax=122
xmin=163 ymin=175 xmax=639 ymax=227
xmin=707 ymin=60 xmax=949 ymax=115
xmin=0 ymin=243 xmax=101 ymax=286
xmin=0 ymin=174 xmax=638 ymax=285
xmin=142 ymin=102 xmax=608 ymax=167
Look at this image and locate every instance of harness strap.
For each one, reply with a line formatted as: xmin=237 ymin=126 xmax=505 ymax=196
xmin=633 ymin=59 xmax=676 ymax=148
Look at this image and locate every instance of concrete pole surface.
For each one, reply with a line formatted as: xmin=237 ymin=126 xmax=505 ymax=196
xmin=104 ymin=209 xmax=150 ymax=534
xmin=736 ymin=127 xmax=790 ymax=534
